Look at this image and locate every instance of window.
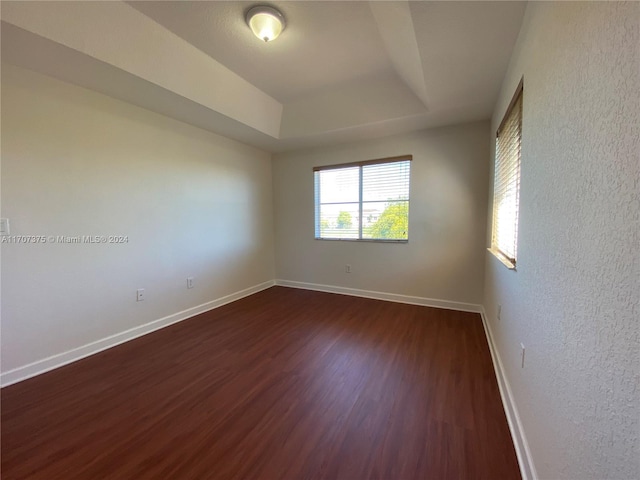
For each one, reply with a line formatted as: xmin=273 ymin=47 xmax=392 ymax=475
xmin=314 ymin=156 xmax=411 ymax=241
xmin=491 ymin=81 xmax=523 ymax=269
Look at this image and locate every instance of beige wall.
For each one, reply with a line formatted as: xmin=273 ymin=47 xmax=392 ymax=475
xmin=1 ymin=64 xmax=275 ymax=374
xmin=273 ymin=122 xmax=490 ymax=305
xmin=484 ymin=2 xmax=639 ymax=479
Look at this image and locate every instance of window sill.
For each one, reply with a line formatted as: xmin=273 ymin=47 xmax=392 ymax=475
xmin=488 ymin=247 xmax=516 ymax=270
xmin=315 ymin=238 xmax=408 ymax=244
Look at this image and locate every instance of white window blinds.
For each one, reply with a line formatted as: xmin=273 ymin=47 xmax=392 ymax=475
xmin=491 ymin=84 xmax=523 ymax=267
xmin=314 ymin=156 xmax=411 ymax=241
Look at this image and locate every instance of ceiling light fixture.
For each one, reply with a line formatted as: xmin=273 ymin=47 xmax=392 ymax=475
xmin=246 ymin=5 xmax=285 ymax=43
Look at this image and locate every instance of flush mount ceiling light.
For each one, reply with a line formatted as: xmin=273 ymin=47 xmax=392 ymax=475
xmin=246 ymin=5 xmax=285 ymax=43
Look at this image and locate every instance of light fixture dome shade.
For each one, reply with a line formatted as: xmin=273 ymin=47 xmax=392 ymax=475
xmin=246 ymin=6 xmax=285 ymax=42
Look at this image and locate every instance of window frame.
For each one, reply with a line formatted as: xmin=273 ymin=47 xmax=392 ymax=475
xmin=313 ymin=155 xmax=412 ymax=243
xmin=489 ymin=80 xmax=523 ymax=270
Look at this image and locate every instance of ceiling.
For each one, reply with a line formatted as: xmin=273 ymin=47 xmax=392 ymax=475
xmin=1 ymin=1 xmax=527 ymax=152
xmin=129 ymin=1 xmax=395 ymax=103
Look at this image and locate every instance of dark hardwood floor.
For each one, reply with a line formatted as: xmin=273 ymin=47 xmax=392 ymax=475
xmin=1 ymin=286 xmax=520 ymax=479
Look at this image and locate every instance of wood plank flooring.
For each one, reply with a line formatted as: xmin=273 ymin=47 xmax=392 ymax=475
xmin=1 ymin=286 xmax=520 ymax=479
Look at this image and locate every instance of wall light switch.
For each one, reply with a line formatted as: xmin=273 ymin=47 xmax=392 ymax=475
xmin=0 ymin=218 xmax=10 ymax=236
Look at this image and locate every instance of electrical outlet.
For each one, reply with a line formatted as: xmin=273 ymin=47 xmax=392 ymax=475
xmin=187 ymin=277 xmax=194 ymax=289
xmin=136 ymin=288 xmax=145 ymax=302
xmin=520 ymin=343 xmax=525 ymax=368
xmin=345 ymin=264 xmax=352 ymax=273
xmin=497 ymin=304 xmax=502 ymax=320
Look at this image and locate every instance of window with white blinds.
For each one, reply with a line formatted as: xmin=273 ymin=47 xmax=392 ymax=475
xmin=314 ymin=156 xmax=411 ymax=241
xmin=491 ymin=83 xmax=523 ymax=268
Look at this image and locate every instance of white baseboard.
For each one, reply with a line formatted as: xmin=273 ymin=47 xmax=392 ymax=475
xmin=479 ymin=307 xmax=537 ymax=480
xmin=274 ymin=279 xmax=482 ymax=313
xmin=0 ymin=280 xmax=275 ymax=387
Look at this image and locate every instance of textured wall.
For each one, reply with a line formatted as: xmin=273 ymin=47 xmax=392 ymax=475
xmin=484 ymin=2 xmax=639 ymax=479
xmin=1 ymin=64 xmax=275 ymax=373
xmin=273 ymin=122 xmax=490 ymax=305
